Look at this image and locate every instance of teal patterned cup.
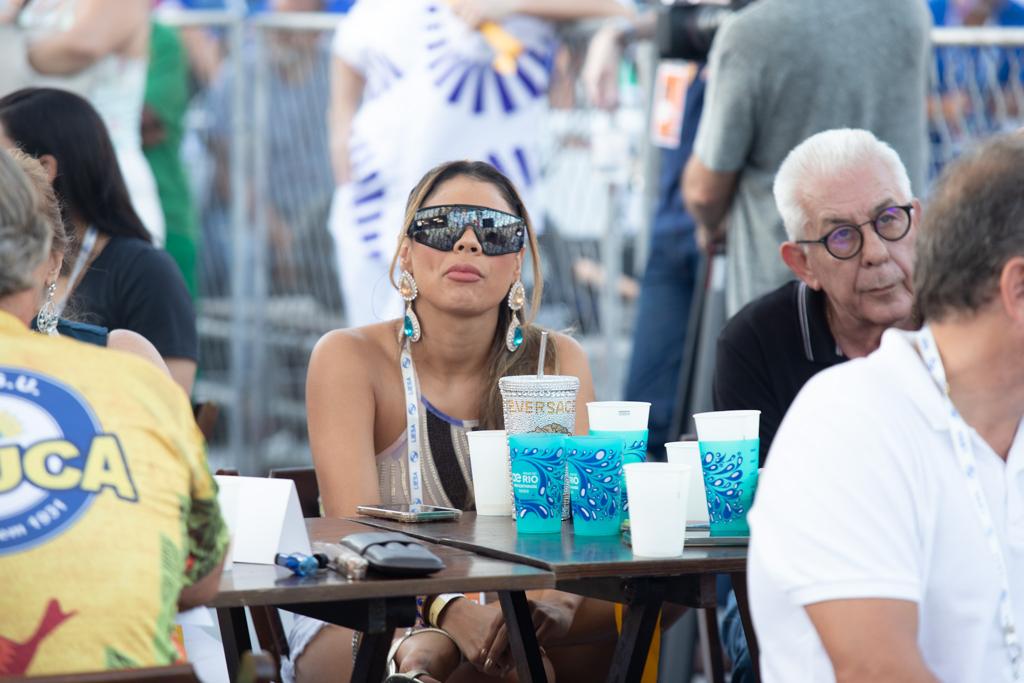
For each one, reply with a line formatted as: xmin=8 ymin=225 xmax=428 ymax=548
xmin=589 ymin=429 xmax=647 ymax=521
xmin=696 ymin=439 xmax=758 ymax=534
xmin=564 ymin=435 xmax=623 ymax=536
xmin=587 ymin=401 xmax=650 ymax=524
xmin=509 ymin=433 xmax=567 ymax=534
xmin=694 ymin=411 xmax=760 ymax=536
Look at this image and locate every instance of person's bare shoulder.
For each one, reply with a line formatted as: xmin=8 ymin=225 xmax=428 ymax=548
xmin=108 ymin=329 xmax=169 ymax=376
xmin=551 ymin=331 xmax=588 ymax=366
xmin=309 ymin=321 xmax=401 ymax=383
xmin=550 ymin=330 xmax=595 ymax=382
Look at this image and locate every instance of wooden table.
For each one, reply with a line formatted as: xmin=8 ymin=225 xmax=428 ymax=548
xmin=211 ymin=518 xmax=554 ymax=683
xmin=354 ymin=513 xmax=757 ymax=683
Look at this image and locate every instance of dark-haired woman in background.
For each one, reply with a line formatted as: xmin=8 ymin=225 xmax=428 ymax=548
xmin=10 ymin=146 xmax=167 ymax=371
xmin=0 ymin=87 xmax=197 ymax=395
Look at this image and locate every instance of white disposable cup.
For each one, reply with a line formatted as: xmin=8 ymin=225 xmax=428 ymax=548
xmin=665 ymin=441 xmax=709 ymax=524
xmin=466 ymin=430 xmax=513 ymax=516
xmin=692 ymin=410 xmax=760 ymax=441
xmin=624 ymin=462 xmax=691 ymax=558
xmin=586 ymin=401 xmax=651 ymax=431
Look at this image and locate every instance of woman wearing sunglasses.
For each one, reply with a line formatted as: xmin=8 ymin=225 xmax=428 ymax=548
xmin=288 ymin=161 xmax=615 ymax=682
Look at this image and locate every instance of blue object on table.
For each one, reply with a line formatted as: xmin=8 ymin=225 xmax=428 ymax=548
xmin=275 ymin=552 xmax=320 ymax=577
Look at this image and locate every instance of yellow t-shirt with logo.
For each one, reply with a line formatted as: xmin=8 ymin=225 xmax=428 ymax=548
xmin=0 ymin=311 xmax=228 ymax=675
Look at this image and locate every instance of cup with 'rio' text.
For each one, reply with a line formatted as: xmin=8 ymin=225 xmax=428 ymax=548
xmin=509 ymin=433 xmax=567 ymax=534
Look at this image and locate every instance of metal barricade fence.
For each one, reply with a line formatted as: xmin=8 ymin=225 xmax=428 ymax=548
xmin=156 ymin=9 xmax=1024 ymax=472
xmin=929 ymin=27 xmax=1024 ymax=180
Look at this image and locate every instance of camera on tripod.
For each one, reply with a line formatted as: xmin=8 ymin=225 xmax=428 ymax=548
xmin=655 ymin=0 xmax=757 ymax=62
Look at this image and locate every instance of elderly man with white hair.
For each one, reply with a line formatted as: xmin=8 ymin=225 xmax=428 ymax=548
xmin=712 ymin=128 xmax=919 ymax=465
xmin=748 ymin=132 xmax=1024 ymax=681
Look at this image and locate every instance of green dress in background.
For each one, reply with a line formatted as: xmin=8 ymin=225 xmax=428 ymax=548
xmin=144 ymin=22 xmax=198 ymax=298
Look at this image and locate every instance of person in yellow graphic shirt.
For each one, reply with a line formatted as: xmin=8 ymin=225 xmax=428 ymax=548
xmin=0 ymin=146 xmax=229 ymax=675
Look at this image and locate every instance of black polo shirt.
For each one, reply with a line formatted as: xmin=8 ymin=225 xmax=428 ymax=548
xmin=712 ymin=280 xmax=846 ymax=466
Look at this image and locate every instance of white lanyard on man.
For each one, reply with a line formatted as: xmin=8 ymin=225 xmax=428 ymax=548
xmin=917 ymin=325 xmax=1022 ymax=680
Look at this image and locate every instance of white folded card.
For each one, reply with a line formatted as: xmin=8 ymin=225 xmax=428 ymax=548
xmin=215 ymin=475 xmax=311 ymax=566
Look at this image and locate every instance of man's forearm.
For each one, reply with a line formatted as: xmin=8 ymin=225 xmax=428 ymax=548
xmin=689 ymin=198 xmax=731 ymax=235
xmin=832 ymin=659 xmax=939 ymax=683
xmin=26 ymin=0 xmax=149 ymax=76
xmin=28 ymin=37 xmax=104 ymax=74
xmin=511 ymin=0 xmax=632 ymax=21
xmin=805 ymin=599 xmax=938 ymax=683
xmin=682 ymin=156 xmax=739 ymax=236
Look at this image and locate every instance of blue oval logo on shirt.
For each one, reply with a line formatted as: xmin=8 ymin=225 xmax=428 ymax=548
xmin=0 ymin=367 xmax=137 ymax=555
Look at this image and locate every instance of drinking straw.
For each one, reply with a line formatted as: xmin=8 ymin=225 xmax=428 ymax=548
xmin=537 ymin=331 xmax=548 ymax=378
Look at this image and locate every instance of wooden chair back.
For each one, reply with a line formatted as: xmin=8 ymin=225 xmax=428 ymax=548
xmin=13 ymin=665 xmax=199 ymax=683
xmin=268 ymin=466 xmax=321 ymax=518
xmin=248 ymin=606 xmax=289 ymax=674
xmin=193 ymin=402 xmax=220 ymax=442
xmin=9 ymin=654 xmax=278 ymax=683
xmin=238 ymin=652 xmax=279 ymax=683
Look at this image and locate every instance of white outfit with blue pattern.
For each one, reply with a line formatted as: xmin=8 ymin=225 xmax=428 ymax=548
xmin=328 ymin=0 xmax=557 ymax=326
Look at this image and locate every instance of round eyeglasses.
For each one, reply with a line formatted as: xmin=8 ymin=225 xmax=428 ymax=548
xmin=796 ymin=205 xmax=913 ymax=260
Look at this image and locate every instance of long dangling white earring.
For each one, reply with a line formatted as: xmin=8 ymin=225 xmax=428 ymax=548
xmin=505 ymin=280 xmax=525 ymax=352
xmin=399 ymin=270 xmax=421 ymax=343
xmin=37 ymin=282 xmax=59 ymax=336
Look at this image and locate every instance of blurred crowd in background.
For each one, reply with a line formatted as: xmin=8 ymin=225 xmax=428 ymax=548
xmin=2 ymin=1 xmax=1024 ymax=681
xmin=1 ymin=0 xmax=1022 ymax=473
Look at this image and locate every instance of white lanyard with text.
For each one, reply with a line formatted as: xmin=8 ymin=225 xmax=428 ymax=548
xmin=54 ymin=226 xmax=98 ymax=319
xmin=917 ymin=325 xmax=1022 ymax=680
xmin=399 ymin=339 xmax=425 ymax=505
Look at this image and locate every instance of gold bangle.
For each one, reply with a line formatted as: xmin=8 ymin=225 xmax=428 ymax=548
xmin=428 ymin=593 xmax=465 ymax=628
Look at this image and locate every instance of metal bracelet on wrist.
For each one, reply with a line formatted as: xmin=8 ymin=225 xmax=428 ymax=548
xmin=351 ymin=630 xmax=362 ymax=660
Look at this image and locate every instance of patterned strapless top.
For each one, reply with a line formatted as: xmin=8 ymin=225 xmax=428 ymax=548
xmin=376 ymin=396 xmax=479 ymax=511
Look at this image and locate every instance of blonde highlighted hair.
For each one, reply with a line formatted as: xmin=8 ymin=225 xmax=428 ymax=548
xmin=0 ymin=147 xmax=52 ymax=298
xmin=388 ymin=160 xmax=557 ymax=430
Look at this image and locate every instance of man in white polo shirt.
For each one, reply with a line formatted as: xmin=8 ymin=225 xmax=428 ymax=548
xmin=748 ymin=134 xmax=1024 ymax=681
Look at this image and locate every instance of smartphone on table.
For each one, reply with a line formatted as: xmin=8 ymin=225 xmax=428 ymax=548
xmin=356 ymin=503 xmax=462 ymax=523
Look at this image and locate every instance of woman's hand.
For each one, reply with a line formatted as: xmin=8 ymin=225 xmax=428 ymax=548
xmin=436 ymin=598 xmax=508 ymax=674
xmin=528 ymin=597 xmax=576 ymax=643
xmin=481 ymin=597 xmax=577 ymax=675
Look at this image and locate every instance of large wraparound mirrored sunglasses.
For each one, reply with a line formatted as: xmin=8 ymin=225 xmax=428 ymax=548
xmin=796 ymin=204 xmax=913 ymax=260
xmin=407 ymin=204 xmax=526 ymax=256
